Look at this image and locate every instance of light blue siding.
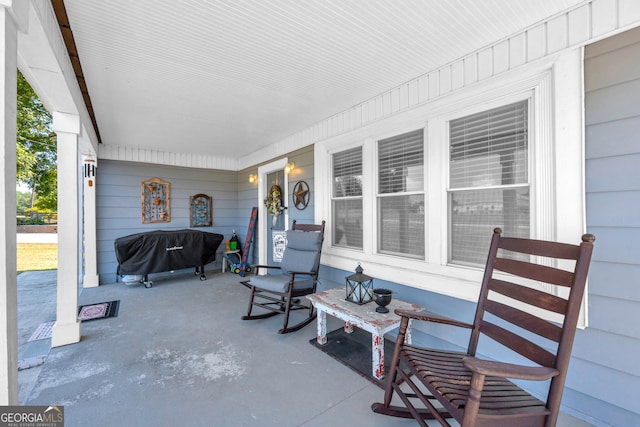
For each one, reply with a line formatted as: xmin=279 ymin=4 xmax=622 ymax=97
xmin=97 ymin=160 xmax=239 ymax=283
xmin=311 ymin=29 xmax=640 ymax=427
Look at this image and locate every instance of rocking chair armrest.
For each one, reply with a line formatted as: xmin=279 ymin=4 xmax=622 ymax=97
xmin=287 ymin=270 xmax=316 ymax=277
xmin=394 ymin=309 xmax=474 ymax=329
xmin=463 ymin=357 xmax=560 ymax=381
xmin=253 ymin=265 xmax=282 ymax=274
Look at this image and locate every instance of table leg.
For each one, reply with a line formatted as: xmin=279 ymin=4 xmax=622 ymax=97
xmin=372 ymin=333 xmax=385 ymax=380
xmin=316 ymin=309 xmax=327 ymax=345
xmin=405 ymin=319 xmax=413 ymax=344
xmin=344 ymin=321 xmax=354 ymax=334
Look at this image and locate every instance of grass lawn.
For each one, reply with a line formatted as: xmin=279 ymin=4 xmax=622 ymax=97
xmin=17 ymin=243 xmax=57 ymax=272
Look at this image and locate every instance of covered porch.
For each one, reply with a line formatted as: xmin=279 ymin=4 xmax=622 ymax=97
xmin=17 ymin=269 xmax=593 ymax=427
xmin=2 ymin=1 xmax=640 ymax=425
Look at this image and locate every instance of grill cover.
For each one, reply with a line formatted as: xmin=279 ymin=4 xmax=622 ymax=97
xmin=114 ymin=229 xmax=224 ymax=275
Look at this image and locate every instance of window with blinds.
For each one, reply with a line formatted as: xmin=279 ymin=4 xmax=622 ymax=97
xmin=449 ymin=100 xmax=529 ymax=266
xmin=377 ymin=130 xmax=425 ymax=258
xmin=332 ymin=147 xmax=363 ymax=249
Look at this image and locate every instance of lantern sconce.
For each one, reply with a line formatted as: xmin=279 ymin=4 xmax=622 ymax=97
xmin=284 ymin=162 xmax=295 ymax=174
xmin=249 ymin=174 xmax=258 ymax=183
xmin=346 ymin=263 xmax=374 ymax=304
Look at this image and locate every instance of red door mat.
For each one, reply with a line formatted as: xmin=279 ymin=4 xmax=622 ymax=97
xmin=78 ymin=300 xmax=120 ymax=322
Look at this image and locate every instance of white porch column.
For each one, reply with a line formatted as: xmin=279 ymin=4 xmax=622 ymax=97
xmin=0 ymin=2 xmax=19 ymax=406
xmin=51 ymin=112 xmax=81 ymax=347
xmin=82 ymin=156 xmax=98 ymax=287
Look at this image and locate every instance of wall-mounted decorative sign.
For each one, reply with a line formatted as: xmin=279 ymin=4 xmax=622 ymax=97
xmin=272 ymin=230 xmax=287 ymax=262
xmin=142 ymin=177 xmax=171 ymax=223
xmin=190 ymin=194 xmax=212 ymax=227
xmin=292 ymin=180 xmax=310 ymax=210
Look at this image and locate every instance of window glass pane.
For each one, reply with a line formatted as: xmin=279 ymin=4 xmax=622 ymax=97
xmin=378 ymin=195 xmax=425 ymax=258
xmin=450 ymin=188 xmax=530 ymax=265
xmin=379 ymin=129 xmax=424 ymax=194
xmin=449 ymin=100 xmax=529 ymax=266
xmin=450 ymin=101 xmax=527 ymax=189
xmin=333 ymin=147 xmax=362 ymax=197
xmin=333 ymin=199 xmax=363 ymax=249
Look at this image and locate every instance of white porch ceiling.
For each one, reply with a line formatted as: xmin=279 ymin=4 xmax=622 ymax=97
xmin=63 ymin=0 xmax=587 ymax=165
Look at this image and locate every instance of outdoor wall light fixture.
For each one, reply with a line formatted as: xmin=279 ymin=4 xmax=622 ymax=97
xmin=346 ymin=263 xmax=374 ymax=304
xmin=284 ymin=162 xmax=295 ymax=174
xmin=249 ymin=174 xmax=258 ymax=183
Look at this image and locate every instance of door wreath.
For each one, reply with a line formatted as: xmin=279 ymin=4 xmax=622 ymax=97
xmin=264 ymin=185 xmax=285 ymax=226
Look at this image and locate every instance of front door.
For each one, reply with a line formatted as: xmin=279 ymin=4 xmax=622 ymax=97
xmin=266 ymin=170 xmax=286 ymax=264
xmin=257 ymin=158 xmax=290 ymax=267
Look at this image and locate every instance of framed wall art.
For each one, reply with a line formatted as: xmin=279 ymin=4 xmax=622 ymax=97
xmin=190 ymin=193 xmax=212 ymax=227
xmin=141 ymin=177 xmax=171 ymax=223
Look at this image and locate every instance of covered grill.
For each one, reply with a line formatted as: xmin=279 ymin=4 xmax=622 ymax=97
xmin=115 ymin=229 xmax=224 ymax=288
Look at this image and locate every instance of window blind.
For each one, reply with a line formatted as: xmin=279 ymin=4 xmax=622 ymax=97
xmin=449 ymin=100 xmax=529 ymax=266
xmin=332 ymin=147 xmax=363 ymax=249
xmin=450 ymin=100 xmax=528 ymax=189
xmin=377 ymin=129 xmax=425 ymax=258
xmin=333 ymin=147 xmax=362 ymax=198
xmin=379 ymin=129 xmax=424 ymax=194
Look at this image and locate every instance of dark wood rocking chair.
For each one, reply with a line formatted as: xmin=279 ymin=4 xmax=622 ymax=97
xmin=372 ymin=228 xmax=595 ymax=427
xmin=241 ymin=220 xmax=325 ymax=334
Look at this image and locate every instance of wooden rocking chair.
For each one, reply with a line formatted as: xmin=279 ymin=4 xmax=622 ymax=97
xmin=242 ymin=220 xmax=325 ymax=334
xmin=372 ymin=228 xmax=595 ymax=427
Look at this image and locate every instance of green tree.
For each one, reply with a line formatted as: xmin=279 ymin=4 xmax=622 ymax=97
xmin=16 ymin=70 xmax=57 ymax=211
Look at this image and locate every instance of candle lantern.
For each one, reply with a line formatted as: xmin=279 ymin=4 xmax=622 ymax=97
xmin=346 ymin=264 xmax=374 ymax=304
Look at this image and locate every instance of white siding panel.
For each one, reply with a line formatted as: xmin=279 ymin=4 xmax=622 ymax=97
xmin=417 ymin=75 xmax=428 ymax=104
xmin=478 ymin=47 xmax=493 ymax=80
xmin=619 ymin=0 xmax=640 ymax=26
xmin=451 ymin=60 xmax=464 ymax=90
xmin=428 ymin=72 xmax=439 ymax=99
xmin=527 ymin=25 xmax=547 ymax=60
xmin=407 ymin=80 xmax=418 ymax=107
xmin=463 ymin=54 xmax=477 ymax=86
xmin=439 ymin=66 xmax=451 ymax=95
xmin=547 ymin=15 xmax=568 ymax=53
xmin=568 ymin=4 xmax=592 ymax=45
xmin=592 ymin=0 xmax=619 ymax=37
xmin=493 ymin=40 xmax=509 ymax=74
xmin=509 ymin=33 xmax=527 ymax=67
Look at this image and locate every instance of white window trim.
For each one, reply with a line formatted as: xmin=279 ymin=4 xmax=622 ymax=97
xmin=315 ymin=50 xmax=586 ymax=325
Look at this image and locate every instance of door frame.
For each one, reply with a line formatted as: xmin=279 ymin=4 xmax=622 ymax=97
xmin=257 ymin=157 xmax=290 ymax=267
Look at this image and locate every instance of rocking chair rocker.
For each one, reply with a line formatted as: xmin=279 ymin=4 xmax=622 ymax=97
xmin=242 ymin=220 xmax=325 ymax=334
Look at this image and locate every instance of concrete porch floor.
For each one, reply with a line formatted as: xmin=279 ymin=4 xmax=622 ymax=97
xmin=17 ymin=269 xmax=595 ymax=427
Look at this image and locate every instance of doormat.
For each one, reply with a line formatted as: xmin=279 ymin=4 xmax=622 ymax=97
xmin=309 ymin=327 xmax=396 ymax=388
xmin=28 ymin=320 xmax=55 ymax=342
xmin=78 ymin=300 xmax=120 ymax=322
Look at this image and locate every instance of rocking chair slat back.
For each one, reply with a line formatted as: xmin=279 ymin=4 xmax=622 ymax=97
xmin=488 ymin=278 xmax=569 ymax=314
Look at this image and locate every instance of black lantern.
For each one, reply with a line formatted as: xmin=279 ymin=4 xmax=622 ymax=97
xmin=346 ymin=264 xmax=374 ymax=304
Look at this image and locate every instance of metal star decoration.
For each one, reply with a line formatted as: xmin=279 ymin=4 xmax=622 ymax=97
xmin=292 ymin=181 xmax=310 ymax=210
